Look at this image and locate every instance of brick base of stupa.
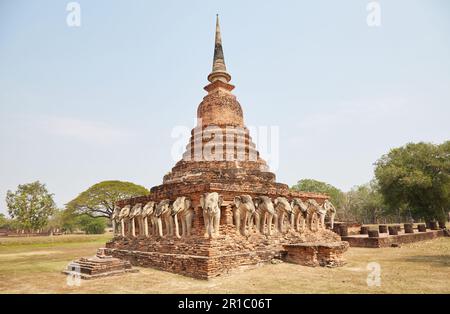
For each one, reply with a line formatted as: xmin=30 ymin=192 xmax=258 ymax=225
xmin=105 ymin=195 xmax=347 ymax=279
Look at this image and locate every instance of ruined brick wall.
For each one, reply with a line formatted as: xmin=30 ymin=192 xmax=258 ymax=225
xmin=341 ymin=230 xmax=445 ymax=248
xmin=283 ymin=242 xmax=349 ymax=267
xmin=105 ymin=225 xmax=341 ymax=279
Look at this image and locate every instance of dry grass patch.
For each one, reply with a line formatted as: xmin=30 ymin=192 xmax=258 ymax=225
xmin=0 ymin=234 xmax=449 ymax=293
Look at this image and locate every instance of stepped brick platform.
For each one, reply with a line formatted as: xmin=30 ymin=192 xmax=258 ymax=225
xmin=63 ymin=249 xmax=137 ymax=279
xmin=341 ymin=229 xmax=445 ymax=248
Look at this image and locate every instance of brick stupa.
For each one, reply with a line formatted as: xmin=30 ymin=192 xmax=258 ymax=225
xmin=104 ymin=16 xmax=345 ymax=279
xmin=152 ymin=16 xmax=316 ymax=201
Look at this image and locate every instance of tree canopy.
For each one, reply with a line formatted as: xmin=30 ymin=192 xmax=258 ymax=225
xmin=6 ymin=181 xmax=56 ymax=232
xmin=344 ymin=180 xmax=385 ymax=224
xmin=77 ymin=214 xmax=107 ymax=234
xmin=291 ymin=178 xmax=345 ymax=209
xmin=66 ymin=180 xmax=149 ymax=219
xmin=374 ymin=141 xmax=450 ymax=221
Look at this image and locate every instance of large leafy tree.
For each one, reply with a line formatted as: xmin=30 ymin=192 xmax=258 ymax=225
xmin=374 ymin=141 xmax=450 ymax=221
xmin=66 ymin=180 xmax=149 ymax=219
xmin=6 ymin=181 xmax=56 ymax=232
xmin=291 ymin=178 xmax=345 ymax=209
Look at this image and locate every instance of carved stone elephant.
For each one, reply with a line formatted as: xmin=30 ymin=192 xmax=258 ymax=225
xmin=290 ymin=198 xmax=308 ymax=231
xmin=233 ymin=195 xmax=256 ymax=236
xmin=306 ymin=199 xmax=325 ymax=231
xmin=274 ymin=197 xmax=294 ymax=233
xmin=253 ymin=196 xmax=276 ymax=235
xmin=141 ymin=201 xmax=156 ymax=237
xmin=171 ymin=196 xmax=194 ymax=238
xmin=118 ymin=205 xmax=131 ymax=237
xmin=155 ymin=199 xmax=173 ymax=237
xmin=323 ymin=199 xmax=337 ymax=230
xmin=129 ymin=204 xmax=143 ymax=237
xmin=111 ymin=206 xmax=121 ymax=236
xmin=200 ymin=192 xmax=223 ymax=239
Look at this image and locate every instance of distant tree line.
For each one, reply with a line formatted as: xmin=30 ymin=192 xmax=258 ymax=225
xmin=292 ymin=141 xmax=449 ymax=225
xmin=1 ymin=180 xmax=149 ymax=235
xmin=2 ymin=141 xmax=448 ymax=232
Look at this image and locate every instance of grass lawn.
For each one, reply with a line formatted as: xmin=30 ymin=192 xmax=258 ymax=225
xmin=0 ymin=233 xmax=449 ymax=294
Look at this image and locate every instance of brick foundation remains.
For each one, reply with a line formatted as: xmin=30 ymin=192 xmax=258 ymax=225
xmin=283 ymin=242 xmax=349 ymax=267
xmin=341 ymin=229 xmax=445 ymax=248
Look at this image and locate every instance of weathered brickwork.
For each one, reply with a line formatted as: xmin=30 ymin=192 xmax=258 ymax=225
xmin=342 ymin=229 xmax=444 ymax=248
xmin=283 ymin=242 xmax=349 ymax=267
xmin=106 ymin=222 xmax=342 ymax=279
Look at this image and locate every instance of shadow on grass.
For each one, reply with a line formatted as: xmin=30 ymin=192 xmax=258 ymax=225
xmin=403 ymin=255 xmax=450 ymax=267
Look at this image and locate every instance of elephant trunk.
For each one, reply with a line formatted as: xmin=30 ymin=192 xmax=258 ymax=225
xmin=330 ymin=212 xmax=336 ymax=230
xmin=174 ymin=214 xmax=181 ymax=238
xmin=143 ymin=217 xmax=149 ymax=237
xmin=157 ymin=217 xmax=163 ymax=237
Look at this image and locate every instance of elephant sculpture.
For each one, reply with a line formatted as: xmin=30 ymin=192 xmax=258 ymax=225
xmin=141 ymin=201 xmax=156 ymax=237
xmin=290 ymin=198 xmax=309 ymax=231
xmin=274 ymin=197 xmax=294 ymax=233
xmin=118 ymin=205 xmax=131 ymax=237
xmin=233 ymin=195 xmax=256 ymax=236
xmin=171 ymin=196 xmax=194 ymax=238
xmin=323 ymin=199 xmax=337 ymax=230
xmin=306 ymin=199 xmax=326 ymax=231
xmin=111 ymin=206 xmax=121 ymax=236
xmin=129 ymin=203 xmax=143 ymax=237
xmin=253 ymin=196 xmax=276 ymax=235
xmin=155 ymin=199 xmax=173 ymax=237
xmin=200 ymin=192 xmax=223 ymax=238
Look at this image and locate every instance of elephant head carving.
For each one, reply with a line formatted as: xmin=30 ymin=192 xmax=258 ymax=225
xmin=290 ymin=198 xmax=309 ymax=231
xmin=200 ymin=192 xmax=223 ymax=238
xmin=253 ymin=196 xmax=276 ymax=235
xmin=171 ymin=196 xmax=194 ymax=238
xmin=306 ymin=199 xmax=326 ymax=231
xmin=142 ymin=201 xmax=155 ymax=217
xmin=233 ymin=195 xmax=256 ymax=236
xmin=323 ymin=199 xmax=337 ymax=230
xmin=274 ymin=197 xmax=294 ymax=233
xmin=118 ymin=205 xmax=131 ymax=237
xmin=155 ymin=199 xmax=173 ymax=237
xmin=141 ymin=201 xmax=156 ymax=237
xmin=129 ymin=204 xmax=143 ymax=237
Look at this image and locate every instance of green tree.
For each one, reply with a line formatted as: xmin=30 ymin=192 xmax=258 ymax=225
xmin=0 ymin=213 xmax=8 ymax=228
xmin=345 ymin=180 xmax=385 ymax=224
xmin=45 ymin=209 xmax=78 ymax=234
xmin=66 ymin=180 xmax=149 ymax=219
xmin=374 ymin=141 xmax=450 ymax=222
xmin=291 ymin=179 xmax=345 ymax=208
xmin=6 ymin=181 xmax=56 ymax=232
xmin=77 ymin=214 xmax=107 ymax=234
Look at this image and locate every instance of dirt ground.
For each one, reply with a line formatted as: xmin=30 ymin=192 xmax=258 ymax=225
xmin=0 ymin=233 xmax=449 ymax=294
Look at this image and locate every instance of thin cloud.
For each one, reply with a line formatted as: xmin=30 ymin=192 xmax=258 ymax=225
xmin=39 ymin=115 xmax=134 ymax=145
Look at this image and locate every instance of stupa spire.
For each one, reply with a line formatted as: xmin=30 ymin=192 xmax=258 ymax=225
xmin=207 ymin=15 xmax=232 ymax=83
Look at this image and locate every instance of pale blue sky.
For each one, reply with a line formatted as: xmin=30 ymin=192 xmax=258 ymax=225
xmin=1 ymin=0 xmax=449 ymax=213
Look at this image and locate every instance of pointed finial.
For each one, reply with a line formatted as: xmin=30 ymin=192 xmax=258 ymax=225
xmin=207 ymin=15 xmax=231 ymax=83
